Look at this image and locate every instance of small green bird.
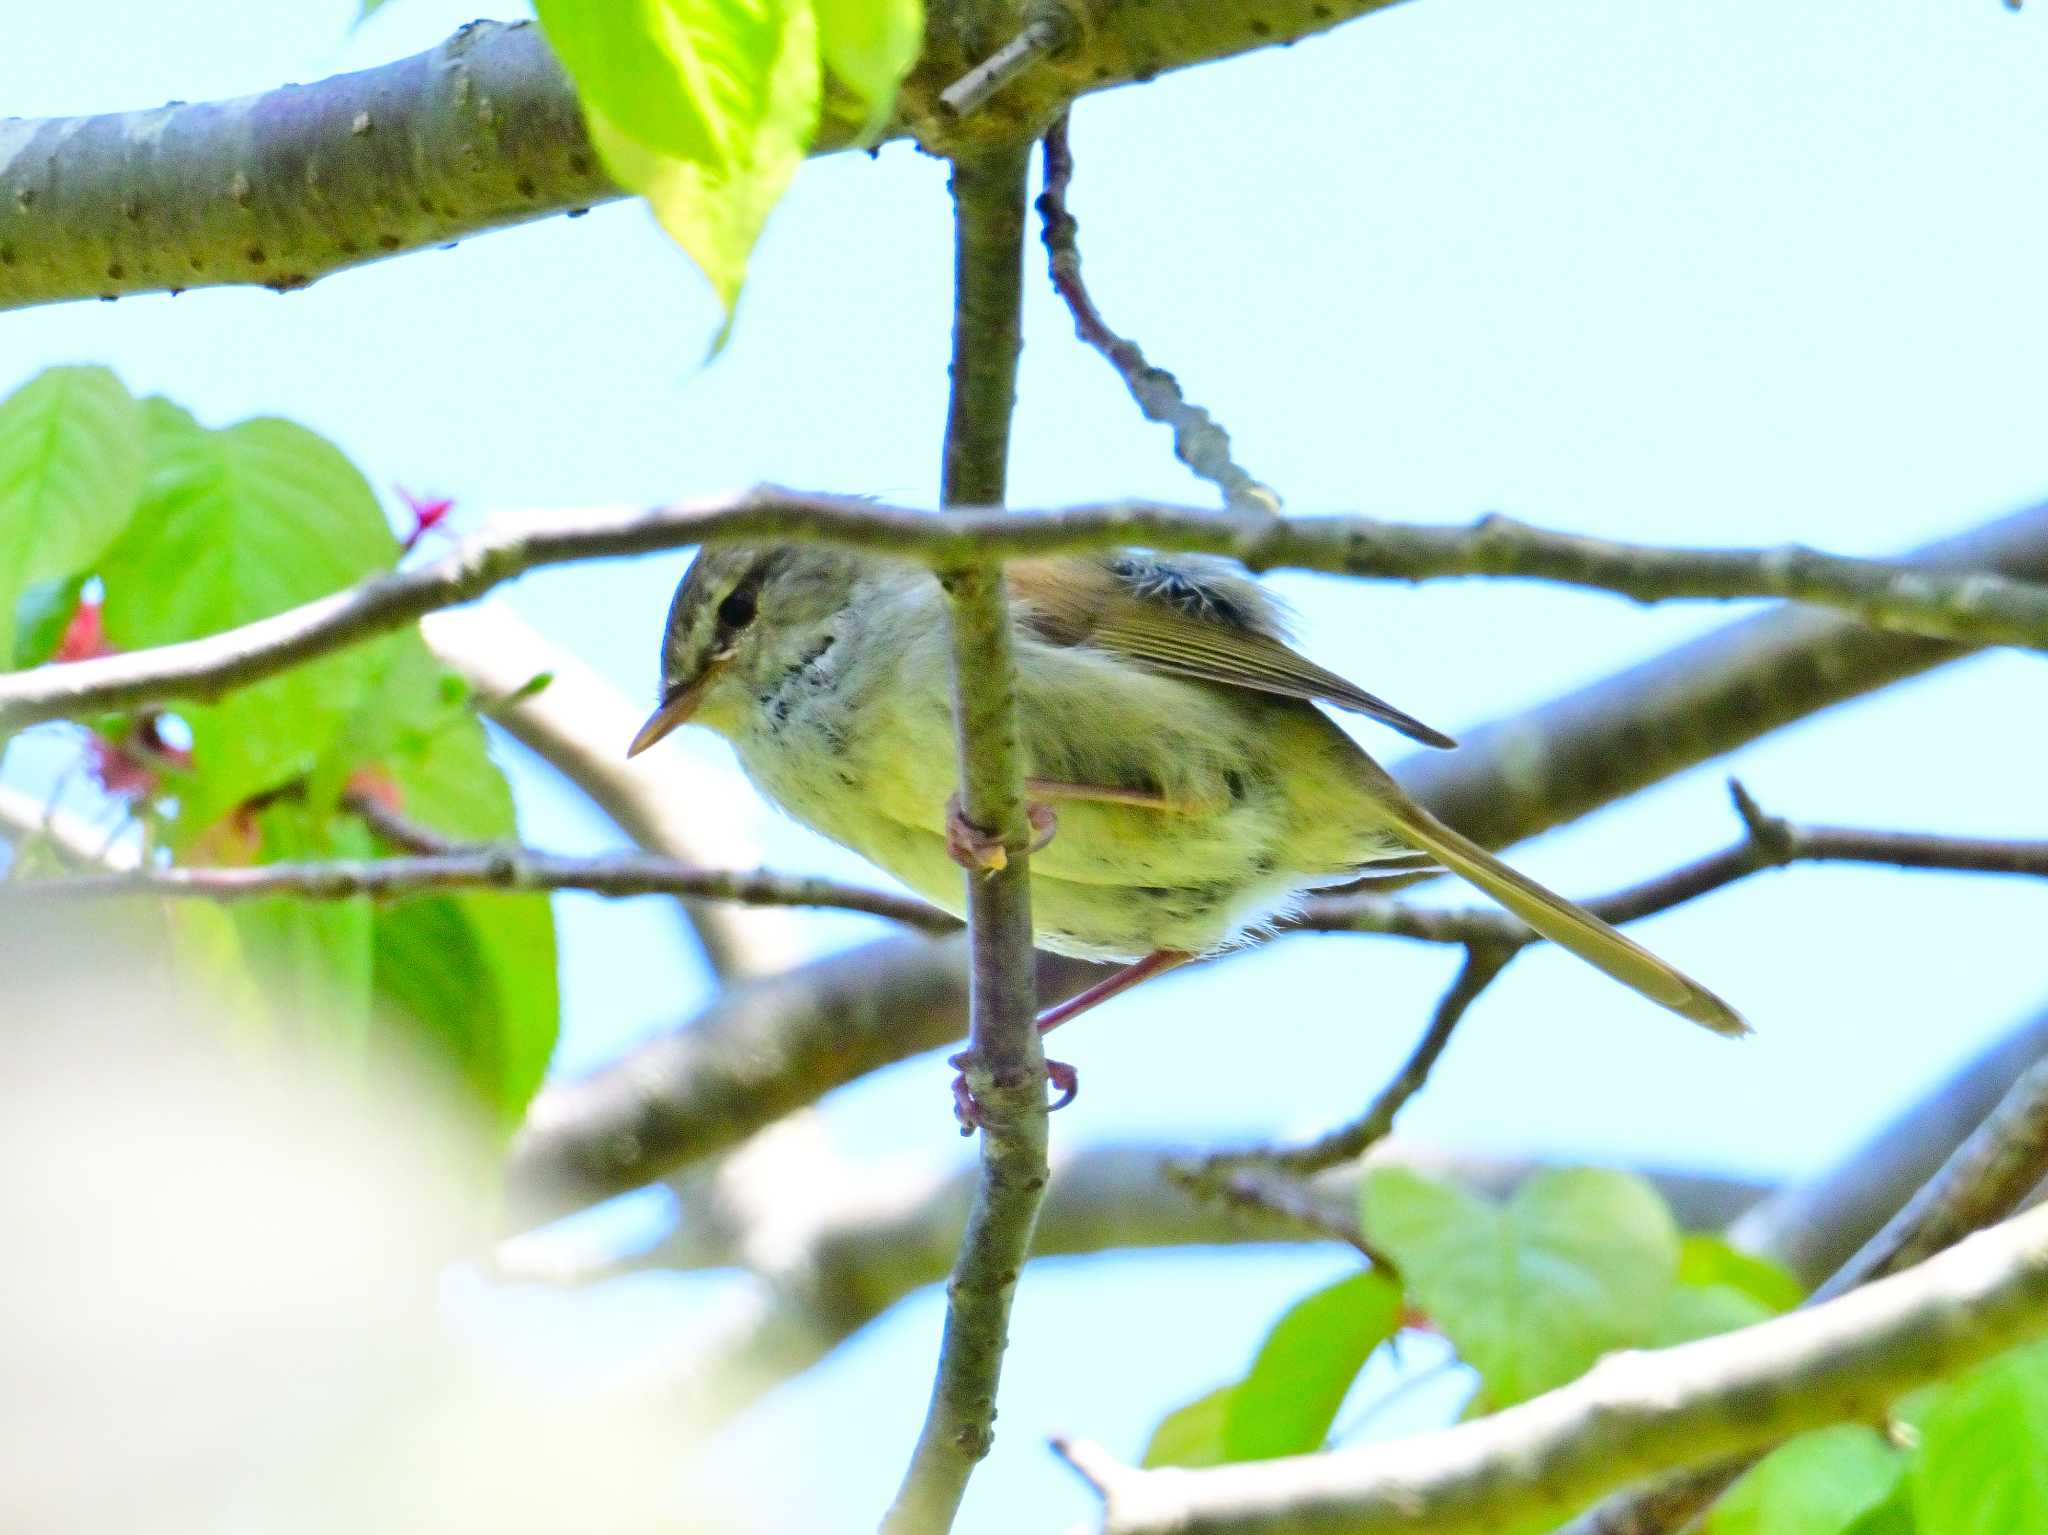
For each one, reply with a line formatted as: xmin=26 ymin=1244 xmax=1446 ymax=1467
xmin=633 ymin=544 xmax=1747 ymax=1111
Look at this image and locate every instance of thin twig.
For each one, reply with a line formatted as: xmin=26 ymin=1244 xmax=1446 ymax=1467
xmin=1171 ymin=947 xmax=1514 ymax=1222
xmin=1261 ymin=945 xmax=1515 ymax=1177
xmin=4 ymin=843 xmax=960 ymax=931
xmin=1295 ymin=778 xmax=2048 ymax=946
xmin=1556 ymin=1051 xmax=2048 ymax=1535
xmin=1071 ymin=1202 xmax=2048 ymax=1535
xmin=881 ymin=142 xmax=1046 ymax=1535
xmin=1036 ymin=116 xmax=1280 ymax=512
xmin=16 ymin=493 xmax=2048 ymax=736
xmin=939 ymin=11 xmax=1073 ymax=117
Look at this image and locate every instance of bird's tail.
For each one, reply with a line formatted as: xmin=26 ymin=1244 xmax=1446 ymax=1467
xmin=1369 ymin=793 xmax=1750 ymax=1038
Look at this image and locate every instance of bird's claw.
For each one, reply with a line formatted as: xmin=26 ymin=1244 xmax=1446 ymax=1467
xmin=949 ymin=1050 xmax=1080 ymax=1134
xmin=944 ymin=795 xmax=1056 ymax=873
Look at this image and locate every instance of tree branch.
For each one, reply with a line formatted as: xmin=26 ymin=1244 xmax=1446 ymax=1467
xmin=422 ymin=606 xmax=812 ymax=981
xmin=1066 ymin=1202 xmax=2048 ymax=1535
xmin=1735 ymin=1004 xmax=2048 ymax=1287
xmin=0 ymin=0 xmax=1412 ymax=311
xmin=882 ymin=141 xmax=1042 ymax=1535
xmin=7 ymin=842 xmax=958 ymax=930
xmin=546 ymin=1140 xmax=1773 ymax=1426
xmin=1035 ymin=116 xmax=1278 ymax=512
xmin=1557 ymin=1029 xmax=2048 ymax=1535
xmin=1293 ymin=778 xmax=2048 ymax=948
xmin=12 ymin=491 xmax=2048 ymax=737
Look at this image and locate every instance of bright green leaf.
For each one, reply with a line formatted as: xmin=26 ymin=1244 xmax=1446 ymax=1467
xmin=578 ymin=0 xmax=820 ymax=320
xmin=1223 ymin=1271 xmax=1402 ymax=1462
xmin=1360 ymin=1166 xmax=1679 ymax=1406
xmin=534 ymin=0 xmax=813 ymax=161
xmin=232 ymin=802 xmax=377 ymax=1044
xmin=0 ymin=365 xmax=143 ymax=667
xmin=99 ymin=404 xmax=399 ymax=836
xmin=1910 ymin=1338 xmax=2048 ymax=1535
xmin=1678 ymin=1234 xmax=1805 ymax=1313
xmin=1709 ymin=1426 xmax=1906 ymax=1535
xmin=1651 ymin=1282 xmax=1776 ymax=1347
xmin=815 ymin=0 xmax=921 ymax=138
xmin=1840 ymin=1479 xmax=1918 ymax=1535
xmin=360 ymin=636 xmax=560 ymax=1120
xmin=1142 ymin=1386 xmax=1234 ymax=1470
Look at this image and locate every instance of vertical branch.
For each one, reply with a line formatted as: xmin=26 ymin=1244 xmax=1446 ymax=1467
xmin=880 ymin=142 xmax=1046 ymax=1535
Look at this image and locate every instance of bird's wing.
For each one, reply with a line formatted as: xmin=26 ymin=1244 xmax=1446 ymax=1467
xmin=1010 ymin=553 xmax=1458 ymax=750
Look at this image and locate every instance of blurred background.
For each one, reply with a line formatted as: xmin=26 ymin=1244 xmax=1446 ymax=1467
xmin=5 ymin=0 xmax=2047 ymax=1528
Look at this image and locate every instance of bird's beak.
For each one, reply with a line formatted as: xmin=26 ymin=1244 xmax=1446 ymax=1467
xmin=627 ymin=663 xmax=723 ymax=757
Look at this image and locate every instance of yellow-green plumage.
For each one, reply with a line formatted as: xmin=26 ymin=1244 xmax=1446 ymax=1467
xmin=637 ymin=543 xmax=1747 ymax=1038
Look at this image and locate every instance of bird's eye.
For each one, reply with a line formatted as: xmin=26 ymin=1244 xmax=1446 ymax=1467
xmin=717 ymin=588 xmax=758 ymax=629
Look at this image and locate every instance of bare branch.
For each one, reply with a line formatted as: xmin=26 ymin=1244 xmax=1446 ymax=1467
xmin=523 ymin=1139 xmax=1771 ymax=1425
xmin=8 ymin=843 xmax=958 ymax=930
xmin=1558 ymin=1029 xmax=2048 ymax=1535
xmin=1295 ymin=780 xmax=2048 ymax=948
xmin=1036 ymin=116 xmax=1279 ymax=512
xmin=883 ymin=141 xmax=1043 ymax=1535
xmin=1072 ymin=1203 xmax=2048 ymax=1535
xmin=1736 ymin=1005 xmax=2048 ymax=1286
xmin=1231 ymin=944 xmax=1517 ymax=1179
xmin=0 ymin=0 xmax=1411 ymax=311
xmin=11 ymin=491 xmax=2048 ymax=738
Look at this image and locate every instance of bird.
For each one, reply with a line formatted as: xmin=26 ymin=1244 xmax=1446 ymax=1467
xmin=630 ymin=543 xmax=1747 ymax=1118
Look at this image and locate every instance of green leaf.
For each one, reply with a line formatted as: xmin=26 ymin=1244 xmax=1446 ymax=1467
xmin=1142 ymin=1386 xmax=1234 ymax=1470
xmin=1360 ymin=1166 xmax=1679 ymax=1406
xmin=570 ymin=0 xmax=822 ymax=319
xmin=533 ymin=0 xmax=752 ymax=162
xmin=1910 ymin=1338 xmax=2048 ymax=1535
xmin=1223 ymin=1271 xmax=1402 ymax=1461
xmin=1651 ymin=1282 xmax=1776 ymax=1347
xmin=814 ymin=0 xmax=921 ymax=139
xmin=0 ymin=365 xmax=143 ymax=667
xmin=1709 ymin=1427 xmax=1906 ymax=1535
xmin=99 ymin=404 xmax=399 ymax=835
xmin=231 ymin=802 xmax=377 ymax=1042
xmin=12 ymin=575 xmax=87 ymax=669
xmin=1840 ymin=1480 xmax=1918 ymax=1535
xmin=1678 ymin=1234 xmax=1805 ymax=1313
xmin=361 ymin=636 xmax=560 ymax=1120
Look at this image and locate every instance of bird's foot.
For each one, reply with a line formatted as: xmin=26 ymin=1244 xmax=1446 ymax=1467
xmin=949 ymin=1050 xmax=1079 ymax=1134
xmin=944 ymin=794 xmax=1056 ymax=872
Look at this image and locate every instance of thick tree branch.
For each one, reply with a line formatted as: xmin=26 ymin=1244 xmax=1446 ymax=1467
xmin=422 ymin=606 xmax=810 ymax=980
xmin=1036 ymin=116 xmax=1278 ymax=512
xmin=0 ymin=1 xmax=1411 ymax=311
xmin=0 ymin=22 xmax=615 ymax=310
xmin=882 ymin=141 xmax=1041 ymax=1535
xmin=1065 ymin=1202 xmax=2048 ymax=1535
xmin=11 ymin=491 xmax=2048 ymax=737
xmin=1736 ymin=1005 xmax=2048 ymax=1287
xmin=545 ymin=1140 xmax=1772 ymax=1425
xmin=1396 ymin=498 xmax=2048 ymax=850
xmin=1559 ymin=1033 xmax=2048 ymax=1535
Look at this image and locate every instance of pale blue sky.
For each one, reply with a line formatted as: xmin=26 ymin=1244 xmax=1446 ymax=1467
xmin=7 ymin=1 xmax=2048 ymax=1528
